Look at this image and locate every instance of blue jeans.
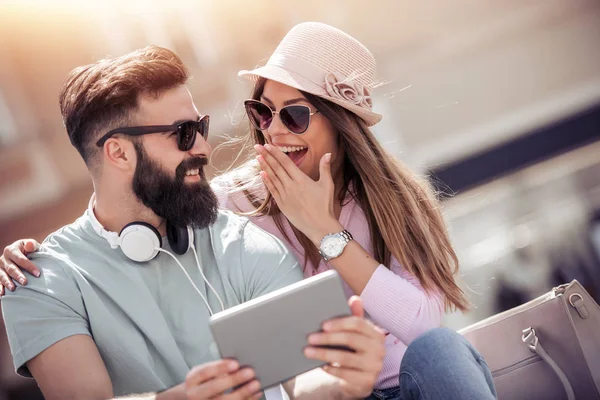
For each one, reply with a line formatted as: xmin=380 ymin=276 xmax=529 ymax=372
xmin=365 ymin=328 xmax=497 ymax=400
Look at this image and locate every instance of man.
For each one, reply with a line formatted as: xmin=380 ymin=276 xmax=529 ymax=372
xmin=0 ymin=46 xmax=384 ymax=400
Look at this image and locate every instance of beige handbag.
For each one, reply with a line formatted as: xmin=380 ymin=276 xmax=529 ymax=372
xmin=459 ymin=280 xmax=600 ymax=400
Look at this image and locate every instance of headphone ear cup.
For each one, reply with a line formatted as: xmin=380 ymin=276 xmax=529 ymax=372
xmin=167 ymin=222 xmax=192 ymax=255
xmin=119 ymin=222 xmax=162 ymax=262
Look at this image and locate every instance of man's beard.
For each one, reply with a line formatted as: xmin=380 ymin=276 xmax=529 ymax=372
xmin=131 ymin=142 xmax=219 ymax=229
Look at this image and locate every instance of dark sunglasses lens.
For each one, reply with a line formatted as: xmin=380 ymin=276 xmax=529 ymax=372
xmin=246 ymin=102 xmax=273 ymax=130
xmin=177 ymin=122 xmax=197 ymax=151
xmin=280 ymin=106 xmax=310 ymax=134
xmin=198 ymin=116 xmax=209 ymax=140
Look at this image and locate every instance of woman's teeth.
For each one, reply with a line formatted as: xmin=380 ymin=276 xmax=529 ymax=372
xmin=278 ymin=146 xmax=307 ymax=153
xmin=185 ymin=169 xmax=199 ymax=176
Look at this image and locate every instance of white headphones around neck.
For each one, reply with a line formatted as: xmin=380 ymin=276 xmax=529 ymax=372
xmin=87 ymin=194 xmax=194 ymax=262
xmin=87 ymin=194 xmax=224 ymax=315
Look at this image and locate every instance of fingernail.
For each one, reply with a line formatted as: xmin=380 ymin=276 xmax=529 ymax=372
xmin=264 ymin=144 xmax=272 ymax=151
xmin=34 ymin=271 xmax=41 ymax=277
xmin=254 ymin=144 xmax=262 ymax=152
xmin=325 ymin=153 xmax=331 ymax=162
xmin=308 ymin=334 xmax=320 ymax=344
xmin=249 ymin=380 xmax=261 ymax=391
xmin=19 ymin=278 xmax=26 ymax=285
xmin=304 ymin=347 xmax=316 ymax=357
xmin=9 ymin=285 xmax=15 ymax=291
xmin=323 ymin=322 xmax=332 ymax=331
xmin=228 ymin=360 xmax=239 ymax=371
xmin=242 ymin=368 xmax=254 ymax=379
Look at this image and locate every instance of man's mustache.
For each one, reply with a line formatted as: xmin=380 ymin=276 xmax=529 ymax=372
xmin=176 ymin=157 xmax=209 ymax=181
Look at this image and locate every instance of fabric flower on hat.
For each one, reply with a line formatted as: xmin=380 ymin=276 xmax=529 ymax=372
xmin=324 ymin=72 xmax=373 ymax=109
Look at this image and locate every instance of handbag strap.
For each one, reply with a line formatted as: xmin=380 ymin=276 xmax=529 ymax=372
xmin=522 ymin=328 xmax=576 ymax=400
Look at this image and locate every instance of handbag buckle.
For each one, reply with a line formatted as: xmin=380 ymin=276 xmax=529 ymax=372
xmin=522 ymin=327 xmax=539 ymax=351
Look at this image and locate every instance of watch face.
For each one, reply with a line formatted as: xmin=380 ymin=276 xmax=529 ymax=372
xmin=322 ymin=236 xmax=343 ymax=257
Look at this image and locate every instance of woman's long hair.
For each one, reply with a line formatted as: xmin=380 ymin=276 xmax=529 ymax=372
xmin=226 ymin=78 xmax=469 ymax=312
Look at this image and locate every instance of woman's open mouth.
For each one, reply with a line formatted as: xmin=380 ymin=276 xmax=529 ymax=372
xmin=278 ymin=146 xmax=308 ymax=167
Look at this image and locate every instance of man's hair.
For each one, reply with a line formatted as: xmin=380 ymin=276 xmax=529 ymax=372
xmin=59 ymin=45 xmax=189 ymax=168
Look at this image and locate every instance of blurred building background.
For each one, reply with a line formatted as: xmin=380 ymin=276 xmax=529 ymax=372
xmin=1 ymin=0 xmax=599 ymax=398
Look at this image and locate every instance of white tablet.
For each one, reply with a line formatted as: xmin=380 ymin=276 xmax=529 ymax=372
xmin=209 ymin=269 xmax=351 ymax=390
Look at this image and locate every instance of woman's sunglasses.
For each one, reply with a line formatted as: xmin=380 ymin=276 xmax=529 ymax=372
xmin=95 ymin=115 xmax=210 ymax=151
xmin=244 ymin=99 xmax=319 ymax=135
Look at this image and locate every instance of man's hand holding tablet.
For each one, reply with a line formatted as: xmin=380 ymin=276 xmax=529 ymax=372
xmin=208 ymin=270 xmax=386 ymax=399
xmin=302 ymin=295 xmax=386 ymax=399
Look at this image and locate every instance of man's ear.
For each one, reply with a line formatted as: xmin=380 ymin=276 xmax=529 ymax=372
xmin=103 ymin=138 xmax=137 ymax=172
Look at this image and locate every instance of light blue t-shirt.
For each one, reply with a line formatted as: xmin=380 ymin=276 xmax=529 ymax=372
xmin=1 ymin=210 xmax=303 ymax=396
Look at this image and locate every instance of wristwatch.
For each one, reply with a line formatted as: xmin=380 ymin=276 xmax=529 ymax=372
xmin=318 ymin=230 xmax=353 ymax=261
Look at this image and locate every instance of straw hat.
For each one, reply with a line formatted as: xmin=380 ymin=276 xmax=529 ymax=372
xmin=238 ymin=22 xmax=383 ymax=126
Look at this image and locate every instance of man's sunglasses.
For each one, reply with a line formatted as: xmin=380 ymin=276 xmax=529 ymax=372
xmin=95 ymin=115 xmax=210 ymax=151
xmin=244 ymin=100 xmax=319 ymax=135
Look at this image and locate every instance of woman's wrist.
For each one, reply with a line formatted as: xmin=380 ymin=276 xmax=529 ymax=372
xmin=310 ymin=219 xmax=345 ymax=247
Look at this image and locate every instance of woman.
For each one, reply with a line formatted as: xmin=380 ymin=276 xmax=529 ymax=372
xmin=1 ymin=22 xmax=496 ymax=399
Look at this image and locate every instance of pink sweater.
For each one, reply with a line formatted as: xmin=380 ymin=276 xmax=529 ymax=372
xmin=212 ymin=177 xmax=444 ymax=389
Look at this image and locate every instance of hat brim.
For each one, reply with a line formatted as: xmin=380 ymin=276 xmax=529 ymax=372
xmin=238 ymin=65 xmax=383 ymax=127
